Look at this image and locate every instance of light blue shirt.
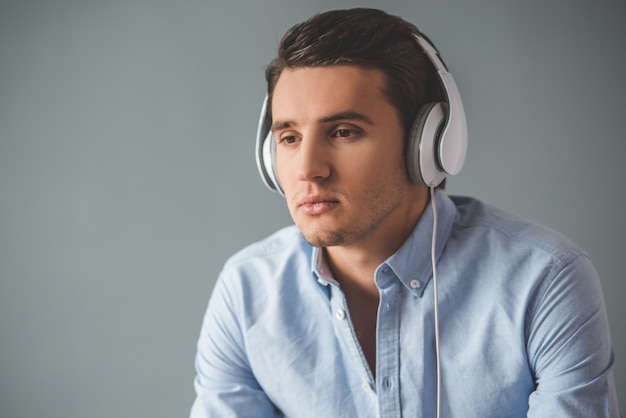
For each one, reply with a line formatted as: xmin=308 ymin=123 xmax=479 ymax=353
xmin=191 ymin=191 xmax=619 ymax=417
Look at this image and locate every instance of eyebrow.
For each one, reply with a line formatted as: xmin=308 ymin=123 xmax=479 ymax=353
xmin=271 ymin=110 xmax=374 ymax=132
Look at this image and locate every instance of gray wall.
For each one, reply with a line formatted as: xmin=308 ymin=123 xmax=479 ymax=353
xmin=0 ymin=0 xmax=623 ymax=416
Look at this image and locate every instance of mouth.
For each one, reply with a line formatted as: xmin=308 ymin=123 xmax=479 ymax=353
xmin=297 ymin=196 xmax=340 ymax=216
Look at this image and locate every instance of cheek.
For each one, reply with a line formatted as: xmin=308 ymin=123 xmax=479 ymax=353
xmin=275 ymin=160 xmax=302 ymax=210
xmin=344 ymin=150 xmax=407 ymax=183
xmin=274 ymin=153 xmax=292 ymax=189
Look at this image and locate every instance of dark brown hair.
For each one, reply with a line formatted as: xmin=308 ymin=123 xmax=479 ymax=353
xmin=265 ymin=8 xmax=445 ymax=140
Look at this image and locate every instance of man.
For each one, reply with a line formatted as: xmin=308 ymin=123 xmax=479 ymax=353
xmin=191 ymin=8 xmax=619 ymax=417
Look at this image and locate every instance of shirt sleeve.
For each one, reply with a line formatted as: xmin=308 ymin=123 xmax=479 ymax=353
xmin=525 ymin=254 xmax=620 ymax=417
xmin=190 ymin=273 xmax=282 ymax=418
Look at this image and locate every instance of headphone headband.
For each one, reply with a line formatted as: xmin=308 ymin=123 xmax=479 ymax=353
xmin=414 ymin=35 xmax=468 ymax=176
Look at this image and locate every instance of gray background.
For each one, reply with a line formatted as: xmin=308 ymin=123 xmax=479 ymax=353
xmin=0 ymin=0 xmax=624 ymax=416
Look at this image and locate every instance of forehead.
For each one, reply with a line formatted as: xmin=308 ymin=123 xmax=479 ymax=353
xmin=271 ymin=66 xmax=392 ymax=120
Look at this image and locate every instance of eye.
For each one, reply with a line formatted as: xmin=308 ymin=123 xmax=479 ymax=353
xmin=331 ymin=127 xmax=361 ymax=139
xmin=334 ymin=129 xmax=352 ymax=138
xmin=277 ymin=134 xmax=298 ymax=145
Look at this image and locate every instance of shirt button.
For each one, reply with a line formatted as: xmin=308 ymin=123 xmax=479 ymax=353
xmin=362 ymin=380 xmax=374 ymax=392
xmin=409 ymin=279 xmax=421 ymax=289
xmin=335 ymin=308 xmax=346 ymax=320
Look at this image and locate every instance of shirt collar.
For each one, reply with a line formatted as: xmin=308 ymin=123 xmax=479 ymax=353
xmin=312 ymin=246 xmax=337 ymax=286
xmin=384 ymin=188 xmax=456 ymax=296
xmin=311 ymin=189 xmax=457 ymax=296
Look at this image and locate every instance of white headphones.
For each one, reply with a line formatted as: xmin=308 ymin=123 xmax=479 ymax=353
xmin=255 ymin=34 xmax=468 ymax=195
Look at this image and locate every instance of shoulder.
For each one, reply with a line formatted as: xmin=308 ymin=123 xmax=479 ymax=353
xmin=223 ymin=224 xmax=309 ymax=269
xmin=210 ymin=225 xmax=321 ymax=329
xmin=216 ymin=225 xmax=313 ymax=297
xmin=209 ymin=225 xmax=311 ymax=311
xmin=449 ymin=195 xmax=588 ymax=267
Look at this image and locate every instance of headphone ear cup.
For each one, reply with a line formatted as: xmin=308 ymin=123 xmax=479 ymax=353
xmin=265 ymin=133 xmax=284 ymax=196
xmin=406 ymin=102 xmax=447 ymax=187
xmin=255 ymin=95 xmax=284 ymax=195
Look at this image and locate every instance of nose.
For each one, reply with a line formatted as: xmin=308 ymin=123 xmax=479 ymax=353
xmin=296 ymin=133 xmax=331 ymax=182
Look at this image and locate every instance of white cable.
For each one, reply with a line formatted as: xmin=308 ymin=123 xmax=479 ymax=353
xmin=430 ymin=185 xmax=441 ymax=418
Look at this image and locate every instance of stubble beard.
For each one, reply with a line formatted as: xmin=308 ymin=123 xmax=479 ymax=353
xmin=294 ymin=174 xmax=408 ymax=249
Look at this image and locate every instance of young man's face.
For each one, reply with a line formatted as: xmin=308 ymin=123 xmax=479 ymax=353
xmin=271 ymin=65 xmax=423 ymax=249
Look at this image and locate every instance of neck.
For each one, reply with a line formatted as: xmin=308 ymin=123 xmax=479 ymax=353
xmin=326 ymin=187 xmax=429 ymax=294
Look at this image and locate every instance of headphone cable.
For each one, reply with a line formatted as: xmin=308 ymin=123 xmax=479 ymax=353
xmin=430 ymin=185 xmax=442 ymax=418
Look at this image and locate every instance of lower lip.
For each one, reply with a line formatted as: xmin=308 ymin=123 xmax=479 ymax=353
xmin=299 ymin=201 xmax=339 ymax=216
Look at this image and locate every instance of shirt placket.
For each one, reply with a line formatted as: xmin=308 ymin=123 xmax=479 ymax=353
xmin=328 ymin=283 xmax=378 ymax=411
xmin=375 ymin=264 xmax=402 ymax=417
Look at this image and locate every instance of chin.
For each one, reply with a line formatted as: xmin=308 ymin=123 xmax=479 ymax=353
xmin=300 ymin=226 xmax=352 ymax=248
